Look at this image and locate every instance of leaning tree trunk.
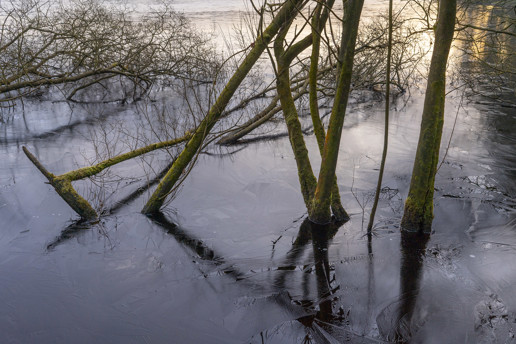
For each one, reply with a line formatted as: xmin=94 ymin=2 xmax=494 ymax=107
xmin=273 ymin=21 xmax=319 ymax=211
xmin=309 ymin=0 xmax=365 ymax=224
xmin=142 ymin=0 xmax=306 ymax=214
xmin=23 ymin=131 xmax=192 ymax=220
xmin=400 ymin=0 xmax=456 ymax=233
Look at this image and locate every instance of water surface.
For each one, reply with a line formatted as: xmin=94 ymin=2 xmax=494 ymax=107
xmin=1 ymin=1 xmax=516 ymax=343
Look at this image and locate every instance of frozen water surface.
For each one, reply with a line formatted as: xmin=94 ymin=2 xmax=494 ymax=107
xmin=1 ymin=1 xmax=516 ymax=343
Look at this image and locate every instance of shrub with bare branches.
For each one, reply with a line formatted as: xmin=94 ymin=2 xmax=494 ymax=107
xmin=0 ymin=0 xmax=220 ymax=108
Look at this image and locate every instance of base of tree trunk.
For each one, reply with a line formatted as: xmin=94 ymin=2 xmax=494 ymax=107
xmin=331 ymin=203 xmax=350 ymax=222
xmin=400 ymin=197 xmax=433 ymax=234
xmin=23 ymin=146 xmax=98 ymax=221
xmin=308 ymin=197 xmax=332 ymax=225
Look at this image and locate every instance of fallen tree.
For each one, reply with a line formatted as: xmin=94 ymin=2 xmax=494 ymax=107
xmin=23 ymin=131 xmax=192 ymax=220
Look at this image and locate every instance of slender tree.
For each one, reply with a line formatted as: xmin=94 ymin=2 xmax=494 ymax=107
xmin=367 ymin=0 xmax=393 ymax=234
xmin=401 ymin=0 xmax=457 ymax=233
xmin=309 ymin=0 xmax=349 ymax=221
xmin=274 ymin=18 xmax=319 ymax=211
xmin=272 ymin=0 xmax=350 ymax=219
xmin=309 ymin=0 xmax=365 ymax=224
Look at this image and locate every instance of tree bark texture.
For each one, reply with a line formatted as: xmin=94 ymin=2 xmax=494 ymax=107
xmin=23 ymin=146 xmax=99 ymax=221
xmin=309 ymin=0 xmax=349 ymax=221
xmin=274 ymin=21 xmax=319 ymax=211
xmin=401 ymin=0 xmax=457 ymax=233
xmin=309 ymin=0 xmax=365 ymax=224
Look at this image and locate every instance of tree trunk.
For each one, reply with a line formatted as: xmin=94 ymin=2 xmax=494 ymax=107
xmin=23 ymin=147 xmax=98 ymax=221
xmin=309 ymin=0 xmax=349 ymax=222
xmin=401 ymin=0 xmax=456 ymax=233
xmin=274 ymin=22 xmax=318 ymax=210
xmin=142 ymin=0 xmax=306 ymax=214
xmin=367 ymin=0 xmax=393 ymax=233
xmin=309 ymin=0 xmax=365 ymax=224
xmin=273 ymin=0 xmax=344 ymax=215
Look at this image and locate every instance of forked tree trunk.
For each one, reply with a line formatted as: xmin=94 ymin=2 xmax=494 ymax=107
xmin=309 ymin=0 xmax=365 ymax=224
xmin=142 ymin=0 xmax=306 ymax=214
xmin=401 ymin=0 xmax=456 ymax=233
xmin=273 ymin=0 xmax=348 ymax=219
xmin=274 ymin=21 xmax=318 ymax=210
xmin=23 ymin=132 xmax=192 ymax=220
xmin=23 ymin=147 xmax=99 ymax=221
xmin=309 ymin=0 xmax=349 ymax=221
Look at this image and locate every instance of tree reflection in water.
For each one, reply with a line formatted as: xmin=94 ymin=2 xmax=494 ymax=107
xmin=47 ymin=208 xmax=434 ymax=343
xmin=377 ymin=231 xmax=430 ymax=342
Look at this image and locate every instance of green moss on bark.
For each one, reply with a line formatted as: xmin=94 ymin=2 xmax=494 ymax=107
xmin=401 ymin=0 xmax=456 ymax=233
xmin=309 ymin=1 xmax=349 ymax=222
xmin=275 ymin=28 xmax=317 ymax=210
xmin=53 ymin=178 xmax=98 ymax=221
xmin=309 ymin=0 xmax=365 ymax=224
xmin=23 ymin=146 xmax=98 ymax=221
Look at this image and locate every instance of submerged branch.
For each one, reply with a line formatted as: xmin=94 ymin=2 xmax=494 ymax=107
xmin=23 ymin=146 xmax=99 ymax=221
xmin=62 ymin=132 xmax=192 ymax=181
xmin=23 ymin=130 xmax=192 ymax=220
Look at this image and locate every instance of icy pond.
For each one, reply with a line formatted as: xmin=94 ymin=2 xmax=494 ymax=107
xmin=1 ymin=0 xmax=516 ymax=343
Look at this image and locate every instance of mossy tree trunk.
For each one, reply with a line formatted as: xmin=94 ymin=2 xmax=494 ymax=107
xmin=274 ymin=20 xmax=319 ymax=211
xmin=309 ymin=0 xmax=365 ymax=224
xmin=142 ymin=0 xmax=306 ymax=214
xmin=23 ymin=132 xmax=192 ymax=220
xmin=308 ymin=0 xmax=349 ymax=222
xmin=23 ymin=147 xmax=99 ymax=221
xmin=273 ymin=0 xmax=348 ymax=219
xmin=400 ymin=0 xmax=456 ymax=233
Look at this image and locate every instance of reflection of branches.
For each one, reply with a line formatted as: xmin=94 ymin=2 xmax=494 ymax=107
xmin=148 ymin=213 xmax=218 ymax=263
xmin=46 ymin=220 xmax=92 ymax=251
xmin=46 ymin=218 xmax=116 ymax=251
xmin=45 ymin=158 xmax=178 ymax=251
xmin=351 ymin=160 xmax=373 ymax=230
xmin=271 ymin=218 xmax=390 ymax=343
xmin=46 ymin=212 xmax=350 ymax=339
xmin=274 ymin=218 xmax=346 ymax=322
